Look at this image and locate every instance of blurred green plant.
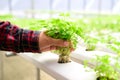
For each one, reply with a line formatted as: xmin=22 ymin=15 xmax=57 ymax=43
xmin=94 ymin=55 xmax=120 ymax=80
xmin=84 ymin=55 xmax=120 ymax=80
xmin=1 ymin=14 xmax=120 ymax=55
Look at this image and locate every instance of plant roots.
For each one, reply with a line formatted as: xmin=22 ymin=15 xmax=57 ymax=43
xmin=58 ymin=55 xmax=71 ymax=63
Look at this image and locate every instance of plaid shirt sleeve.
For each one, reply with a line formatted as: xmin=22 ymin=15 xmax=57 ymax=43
xmin=0 ymin=21 xmax=40 ymax=53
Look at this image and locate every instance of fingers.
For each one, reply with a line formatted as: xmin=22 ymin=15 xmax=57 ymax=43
xmin=52 ymin=39 xmax=75 ymax=52
xmin=52 ymin=39 xmax=70 ymax=47
xmin=40 ymin=46 xmax=57 ymax=52
xmin=39 ymin=31 xmax=74 ymax=53
xmin=42 ymin=31 xmax=70 ymax=47
xmin=41 ymin=46 xmax=74 ymax=53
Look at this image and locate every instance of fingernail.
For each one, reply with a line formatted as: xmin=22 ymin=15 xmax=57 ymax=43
xmin=64 ymin=41 xmax=69 ymax=46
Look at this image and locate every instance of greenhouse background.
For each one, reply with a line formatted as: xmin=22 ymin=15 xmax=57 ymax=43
xmin=0 ymin=0 xmax=120 ymax=80
xmin=1 ymin=0 xmax=120 ymax=18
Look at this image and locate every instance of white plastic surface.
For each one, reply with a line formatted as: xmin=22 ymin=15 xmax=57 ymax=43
xmin=19 ymin=52 xmax=96 ymax=80
xmin=71 ymin=49 xmax=117 ymax=65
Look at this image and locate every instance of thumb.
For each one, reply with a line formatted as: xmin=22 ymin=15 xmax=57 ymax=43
xmin=52 ymin=39 xmax=69 ymax=47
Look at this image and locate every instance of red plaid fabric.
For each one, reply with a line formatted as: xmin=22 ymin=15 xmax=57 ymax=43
xmin=0 ymin=21 xmax=40 ymax=53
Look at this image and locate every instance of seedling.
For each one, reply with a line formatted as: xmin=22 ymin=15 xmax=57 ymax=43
xmin=84 ymin=54 xmax=120 ymax=80
xmin=93 ymin=55 xmax=120 ymax=80
xmin=45 ymin=16 xmax=83 ymax=63
xmin=84 ymin=37 xmax=98 ymax=51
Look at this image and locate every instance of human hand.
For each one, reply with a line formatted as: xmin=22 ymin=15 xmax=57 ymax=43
xmin=38 ymin=31 xmax=74 ymax=52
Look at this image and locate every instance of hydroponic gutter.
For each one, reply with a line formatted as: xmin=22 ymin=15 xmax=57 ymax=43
xmin=18 ymin=52 xmax=96 ymax=80
xmin=71 ymin=49 xmax=118 ymax=67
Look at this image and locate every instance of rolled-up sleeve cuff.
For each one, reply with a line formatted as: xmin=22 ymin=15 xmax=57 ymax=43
xmin=20 ymin=30 xmax=41 ymax=53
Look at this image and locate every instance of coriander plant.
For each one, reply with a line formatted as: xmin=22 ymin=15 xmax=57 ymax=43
xmin=84 ymin=55 xmax=120 ymax=80
xmin=94 ymin=55 xmax=120 ymax=80
xmin=84 ymin=36 xmax=98 ymax=51
xmin=45 ymin=17 xmax=83 ymax=63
